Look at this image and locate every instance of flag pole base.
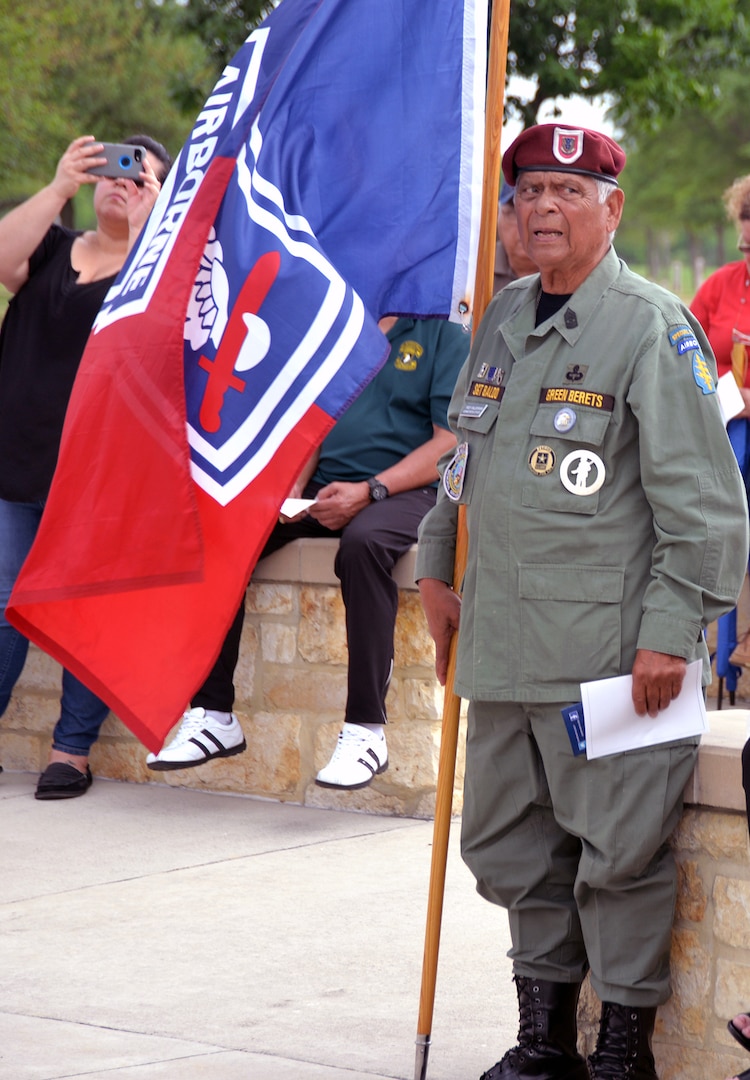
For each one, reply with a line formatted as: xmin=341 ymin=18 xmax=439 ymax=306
xmin=415 ymin=1033 xmax=431 ymax=1080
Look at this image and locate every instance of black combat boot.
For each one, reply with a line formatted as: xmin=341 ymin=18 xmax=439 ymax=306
xmin=588 ymin=1002 xmax=658 ymax=1079
xmin=479 ymin=975 xmax=589 ymax=1079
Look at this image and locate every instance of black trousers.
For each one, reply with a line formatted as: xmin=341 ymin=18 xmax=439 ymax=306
xmin=193 ymin=484 xmax=437 ymax=723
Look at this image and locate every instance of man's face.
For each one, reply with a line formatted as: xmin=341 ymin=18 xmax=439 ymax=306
xmin=514 ymin=171 xmax=624 ymax=287
xmin=497 ymin=200 xmax=538 ymax=278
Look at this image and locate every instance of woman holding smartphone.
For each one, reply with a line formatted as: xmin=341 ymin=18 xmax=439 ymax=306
xmin=0 ymin=133 xmax=171 ymax=799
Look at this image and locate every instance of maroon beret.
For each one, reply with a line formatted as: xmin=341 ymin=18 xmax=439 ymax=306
xmin=502 ymin=124 xmax=626 ymax=186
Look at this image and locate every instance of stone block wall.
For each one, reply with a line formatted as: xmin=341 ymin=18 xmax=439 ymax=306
xmin=3 ymin=539 xmax=750 ymax=1079
xmin=572 ymin=711 xmax=750 ymax=1079
xmin=0 ymin=540 xmax=467 ymax=817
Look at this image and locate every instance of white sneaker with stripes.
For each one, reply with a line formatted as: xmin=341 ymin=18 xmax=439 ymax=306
xmin=315 ymin=723 xmax=388 ymax=790
xmin=146 ymin=707 xmax=246 ymax=771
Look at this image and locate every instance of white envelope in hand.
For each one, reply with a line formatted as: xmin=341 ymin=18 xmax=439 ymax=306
xmin=581 ymin=659 xmax=707 ymax=760
xmin=717 ymin=371 xmax=745 ymax=424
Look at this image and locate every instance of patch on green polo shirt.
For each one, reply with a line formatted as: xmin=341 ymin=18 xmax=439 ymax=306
xmin=394 ymin=340 xmax=423 ymax=370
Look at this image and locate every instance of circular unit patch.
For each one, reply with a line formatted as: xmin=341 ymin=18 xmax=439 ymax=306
xmin=528 ymin=445 xmax=556 ymax=476
xmin=559 ymin=449 xmax=606 ymax=495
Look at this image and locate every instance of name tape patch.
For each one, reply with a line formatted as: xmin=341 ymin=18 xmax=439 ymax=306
xmin=469 ymin=380 xmax=505 ymax=401
xmin=540 ymin=387 xmax=614 ymax=411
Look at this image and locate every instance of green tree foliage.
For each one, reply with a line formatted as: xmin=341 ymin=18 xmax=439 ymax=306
xmin=0 ymin=0 xmax=209 ymax=207
xmin=4 ymin=0 xmax=750 ymax=263
xmin=507 ymin=0 xmax=750 ymax=132
xmin=621 ymin=71 xmax=750 ymax=235
xmin=0 ymin=7 xmax=67 ymax=193
xmin=177 ymin=0 xmax=275 ymax=81
xmin=504 ymin=1 xmax=750 ymax=277
xmin=616 ymin=68 xmax=750 ymax=282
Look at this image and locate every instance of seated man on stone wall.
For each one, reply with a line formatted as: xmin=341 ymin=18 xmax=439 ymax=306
xmin=145 ymin=316 xmax=469 ymax=789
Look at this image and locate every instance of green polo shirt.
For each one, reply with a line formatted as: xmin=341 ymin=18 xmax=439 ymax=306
xmin=314 ymin=316 xmax=469 ymax=486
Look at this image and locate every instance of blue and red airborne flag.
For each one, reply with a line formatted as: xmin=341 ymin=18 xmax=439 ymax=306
xmin=8 ymin=0 xmax=487 ymax=750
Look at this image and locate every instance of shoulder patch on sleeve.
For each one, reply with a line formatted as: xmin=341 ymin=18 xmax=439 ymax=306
xmin=667 ymin=324 xmax=695 ymax=347
xmin=691 ymin=349 xmax=716 ymax=395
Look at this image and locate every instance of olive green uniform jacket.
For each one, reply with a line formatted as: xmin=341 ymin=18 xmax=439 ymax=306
xmin=416 ymin=247 xmax=749 ymax=704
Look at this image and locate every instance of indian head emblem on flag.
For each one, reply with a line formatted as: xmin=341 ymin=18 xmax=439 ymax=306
xmin=8 ymin=0 xmax=487 ymax=750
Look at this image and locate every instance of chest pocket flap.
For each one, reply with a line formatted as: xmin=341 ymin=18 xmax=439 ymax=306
xmin=519 ymin=563 xmax=624 ymax=603
xmin=456 ymin=401 xmax=501 ymax=436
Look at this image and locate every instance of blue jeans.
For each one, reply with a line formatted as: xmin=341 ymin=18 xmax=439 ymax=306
xmin=0 ymin=498 xmax=109 ymax=756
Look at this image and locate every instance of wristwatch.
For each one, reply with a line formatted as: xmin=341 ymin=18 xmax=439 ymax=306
xmin=367 ymin=477 xmax=390 ymax=501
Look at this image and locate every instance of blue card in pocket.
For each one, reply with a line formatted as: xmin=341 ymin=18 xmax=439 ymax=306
xmin=561 ymin=702 xmax=586 ymax=756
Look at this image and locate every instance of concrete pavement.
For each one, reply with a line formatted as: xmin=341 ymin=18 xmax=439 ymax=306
xmin=1 ymin=771 xmax=517 ymax=1080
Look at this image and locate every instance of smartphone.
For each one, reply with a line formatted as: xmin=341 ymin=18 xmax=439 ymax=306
xmin=87 ymin=143 xmax=146 ymax=182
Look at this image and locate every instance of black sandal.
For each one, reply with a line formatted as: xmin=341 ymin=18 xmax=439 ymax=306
xmin=730 ymin=1019 xmax=750 ymax=1054
xmin=35 ymin=763 xmax=93 ymax=800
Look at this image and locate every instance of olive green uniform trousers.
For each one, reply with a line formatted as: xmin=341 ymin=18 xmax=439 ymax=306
xmin=461 ymin=699 xmax=698 ymax=1006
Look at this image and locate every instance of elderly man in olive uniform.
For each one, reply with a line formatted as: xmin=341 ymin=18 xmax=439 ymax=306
xmin=417 ymin=124 xmax=748 ymax=1080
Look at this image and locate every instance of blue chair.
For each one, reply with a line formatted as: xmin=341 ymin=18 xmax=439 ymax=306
xmin=714 ymin=609 xmax=741 ymax=708
xmin=713 ymin=417 xmax=750 ymax=708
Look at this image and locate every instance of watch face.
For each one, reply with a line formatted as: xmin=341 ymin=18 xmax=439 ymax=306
xmin=368 ymin=479 xmax=388 ymax=501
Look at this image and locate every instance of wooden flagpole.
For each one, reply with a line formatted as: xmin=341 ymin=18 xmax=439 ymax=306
xmin=414 ymin=1 xmax=510 ymax=1077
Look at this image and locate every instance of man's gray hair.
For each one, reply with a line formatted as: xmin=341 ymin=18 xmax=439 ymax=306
xmin=595 ymin=178 xmax=618 ymax=204
xmin=594 ymin=177 xmax=620 ymax=239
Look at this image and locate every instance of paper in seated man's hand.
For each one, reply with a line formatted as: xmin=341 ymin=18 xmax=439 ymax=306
xmin=278 ymin=497 xmax=317 ymax=522
xmin=306 ymin=480 xmax=370 ymax=530
xmin=278 ymin=467 xmax=320 ymax=522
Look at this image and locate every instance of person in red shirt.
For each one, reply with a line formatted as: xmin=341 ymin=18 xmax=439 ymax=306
xmin=692 ymin=173 xmax=750 ymax=410
xmin=694 ymin=181 xmax=750 ymax=1080
xmin=691 ymin=174 xmax=750 ymax=674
